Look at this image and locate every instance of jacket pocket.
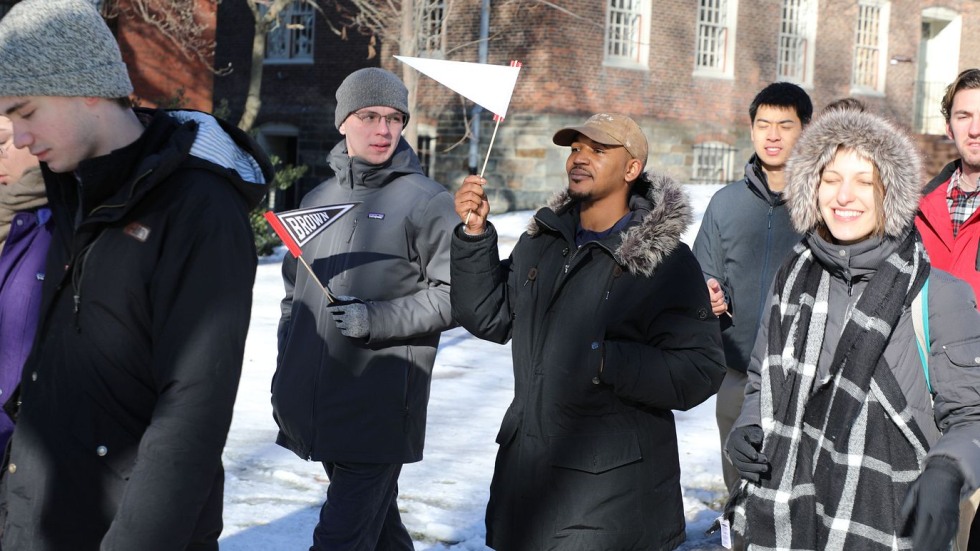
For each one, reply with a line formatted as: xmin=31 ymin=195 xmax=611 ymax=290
xmin=495 ymin=406 xmax=520 ymax=446
xmin=547 ymin=431 xmax=646 ymax=535
xmin=549 ymin=431 xmax=641 ymax=474
xmin=933 ymin=339 xmax=980 ymax=433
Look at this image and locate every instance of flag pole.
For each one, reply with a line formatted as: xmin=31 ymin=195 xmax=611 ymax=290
xmin=479 ymin=117 xmax=502 ymax=178
xmin=298 ymin=257 xmax=336 ymax=304
xmin=465 ymin=116 xmax=503 ymax=226
xmin=263 ymin=211 xmax=336 ymax=303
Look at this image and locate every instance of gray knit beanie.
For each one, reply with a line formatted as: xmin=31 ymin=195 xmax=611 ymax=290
xmin=0 ymin=0 xmax=133 ymax=98
xmin=335 ymin=68 xmax=409 ymax=129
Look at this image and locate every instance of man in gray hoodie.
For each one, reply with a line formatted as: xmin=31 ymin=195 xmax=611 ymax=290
xmin=271 ymin=68 xmax=457 ymax=551
xmin=692 ymin=82 xmax=812 ymax=496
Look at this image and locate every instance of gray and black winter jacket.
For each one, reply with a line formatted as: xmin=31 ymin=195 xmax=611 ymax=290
xmin=692 ymin=156 xmax=802 ymax=373
xmin=272 ymin=137 xmax=457 ymax=464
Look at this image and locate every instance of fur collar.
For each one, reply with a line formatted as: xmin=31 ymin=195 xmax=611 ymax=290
xmin=785 ymin=109 xmax=921 ymax=237
xmin=526 ymin=173 xmax=691 ymax=277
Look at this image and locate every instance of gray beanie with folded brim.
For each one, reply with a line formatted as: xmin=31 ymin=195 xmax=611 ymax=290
xmin=335 ymin=68 xmax=409 ymax=129
xmin=0 ymin=0 xmax=133 ymax=98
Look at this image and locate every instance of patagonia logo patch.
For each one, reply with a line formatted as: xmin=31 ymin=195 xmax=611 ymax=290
xmin=124 ymin=222 xmax=151 ymax=242
xmin=368 ymin=212 xmax=385 ymax=220
xmin=35 ymin=272 xmax=44 ymax=281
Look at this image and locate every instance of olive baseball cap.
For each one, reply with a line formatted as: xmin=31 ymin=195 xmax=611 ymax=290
xmin=552 ymin=113 xmax=648 ymax=167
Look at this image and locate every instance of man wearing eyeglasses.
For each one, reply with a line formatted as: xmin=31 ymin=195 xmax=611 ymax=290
xmin=272 ymin=67 xmax=457 ymax=551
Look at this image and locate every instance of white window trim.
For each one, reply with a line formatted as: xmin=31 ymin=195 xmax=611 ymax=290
xmin=850 ymin=0 xmax=890 ymax=95
xmin=693 ymin=0 xmax=738 ymax=79
xmin=603 ymin=0 xmax=651 ymax=70
xmin=777 ymin=0 xmax=818 ymax=87
xmin=264 ymin=1 xmax=315 ymax=65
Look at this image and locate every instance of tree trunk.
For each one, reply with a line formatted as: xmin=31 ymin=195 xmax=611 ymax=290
xmin=400 ymin=0 xmax=418 ymax=150
xmin=238 ymin=25 xmax=266 ymax=132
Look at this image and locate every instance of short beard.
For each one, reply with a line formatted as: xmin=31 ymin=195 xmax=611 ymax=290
xmin=566 ymin=187 xmax=591 ymax=202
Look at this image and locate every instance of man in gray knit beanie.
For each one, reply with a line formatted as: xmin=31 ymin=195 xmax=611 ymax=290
xmin=0 ymin=0 xmax=133 ymax=99
xmin=271 ymin=64 xmax=456 ymax=551
xmin=0 ymin=0 xmax=140 ymax=173
xmin=334 ymin=67 xmax=410 ymax=129
xmin=0 ymin=1 xmax=274 ymax=550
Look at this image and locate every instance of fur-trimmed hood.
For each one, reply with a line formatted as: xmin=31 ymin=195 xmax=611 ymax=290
xmin=785 ymin=109 xmax=921 ymax=237
xmin=526 ymin=173 xmax=692 ymax=277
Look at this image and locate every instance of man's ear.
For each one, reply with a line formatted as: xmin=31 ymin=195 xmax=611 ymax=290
xmin=339 ymin=121 xmax=347 ymax=136
xmin=625 ymin=158 xmax=642 ymax=182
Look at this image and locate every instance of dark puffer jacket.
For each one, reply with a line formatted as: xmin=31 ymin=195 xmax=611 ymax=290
xmin=451 ymin=175 xmax=726 ymax=551
xmin=1 ymin=109 xmax=271 ymax=551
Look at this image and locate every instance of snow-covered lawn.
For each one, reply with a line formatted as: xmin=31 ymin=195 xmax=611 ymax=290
xmin=219 ymin=184 xmax=728 ymax=550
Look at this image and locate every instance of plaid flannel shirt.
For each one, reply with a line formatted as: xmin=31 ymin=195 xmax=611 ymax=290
xmin=946 ymin=168 xmax=980 ymax=237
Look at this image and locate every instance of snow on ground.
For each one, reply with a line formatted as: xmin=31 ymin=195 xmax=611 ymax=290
xmin=219 ymin=184 xmax=727 ymax=550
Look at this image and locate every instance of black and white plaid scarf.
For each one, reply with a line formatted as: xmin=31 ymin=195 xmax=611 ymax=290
xmin=732 ymin=229 xmax=931 ymax=550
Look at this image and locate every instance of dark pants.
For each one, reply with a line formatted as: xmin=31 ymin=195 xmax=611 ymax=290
xmin=716 ymin=367 xmax=748 ymax=494
xmin=311 ymin=462 xmax=413 ymax=551
xmin=716 ymin=367 xmax=748 ymax=551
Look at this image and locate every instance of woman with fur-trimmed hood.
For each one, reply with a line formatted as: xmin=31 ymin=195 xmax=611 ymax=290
xmin=725 ymin=109 xmax=980 ymax=550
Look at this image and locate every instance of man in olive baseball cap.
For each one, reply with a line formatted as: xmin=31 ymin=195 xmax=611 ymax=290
xmin=451 ymin=109 xmax=724 ymax=550
xmin=552 ymin=112 xmax=649 ymax=169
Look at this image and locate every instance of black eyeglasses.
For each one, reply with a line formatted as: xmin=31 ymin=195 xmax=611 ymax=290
xmin=350 ymin=111 xmax=406 ymax=127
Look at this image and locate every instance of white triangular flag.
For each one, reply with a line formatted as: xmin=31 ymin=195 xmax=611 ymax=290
xmin=395 ymin=56 xmax=521 ymax=118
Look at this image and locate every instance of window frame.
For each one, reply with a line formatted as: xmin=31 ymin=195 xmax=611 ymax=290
xmin=777 ymin=0 xmax=817 ymax=87
xmin=603 ymin=0 xmax=651 ymax=70
xmin=851 ymin=0 xmax=890 ymax=94
xmin=264 ymin=0 xmax=315 ymax=65
xmin=417 ymin=0 xmax=446 ymax=57
xmin=694 ymin=0 xmax=738 ymax=78
xmin=692 ymin=142 xmax=738 ymax=185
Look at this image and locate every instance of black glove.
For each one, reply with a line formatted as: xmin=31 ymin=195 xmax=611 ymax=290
xmin=900 ymin=456 xmax=963 ymax=551
xmin=725 ymin=425 xmax=769 ymax=483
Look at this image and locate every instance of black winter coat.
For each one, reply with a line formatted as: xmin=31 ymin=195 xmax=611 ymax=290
xmin=0 ymin=110 xmax=271 ymax=551
xmin=451 ymin=175 xmax=726 ymax=551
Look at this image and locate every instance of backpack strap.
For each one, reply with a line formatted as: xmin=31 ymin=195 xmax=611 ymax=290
xmin=912 ymin=277 xmax=933 ymax=395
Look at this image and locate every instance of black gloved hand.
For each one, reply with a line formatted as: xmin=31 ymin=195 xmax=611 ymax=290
xmin=327 ymin=296 xmax=369 ymax=338
xmin=900 ymin=456 xmax=963 ymax=551
xmin=725 ymin=425 xmax=769 ymax=483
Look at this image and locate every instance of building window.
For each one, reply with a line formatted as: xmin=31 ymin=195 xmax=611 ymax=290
xmin=777 ymin=0 xmax=817 ymax=85
xmin=695 ymin=0 xmax=737 ymax=77
xmin=417 ymin=0 xmax=446 ymax=56
xmin=852 ymin=0 xmax=889 ymax=93
xmin=692 ymin=142 xmax=737 ymax=185
xmin=604 ymin=0 xmax=650 ymax=69
xmin=265 ymin=0 xmax=315 ymax=64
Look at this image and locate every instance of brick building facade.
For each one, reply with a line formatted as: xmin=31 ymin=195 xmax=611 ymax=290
xmin=114 ymin=0 xmax=216 ymax=112
xmin=215 ymin=0 xmax=980 ymax=211
xmin=213 ymin=1 xmax=374 ymax=209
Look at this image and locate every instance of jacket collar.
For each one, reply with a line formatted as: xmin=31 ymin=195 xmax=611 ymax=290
xmin=328 ymin=137 xmax=425 ymax=190
xmin=526 ymin=173 xmax=691 ymax=277
xmin=44 ymin=109 xmax=273 ymax=228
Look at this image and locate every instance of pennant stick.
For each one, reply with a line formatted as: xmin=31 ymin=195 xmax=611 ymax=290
xmin=465 ymin=117 xmax=503 ymax=226
xmin=263 ymin=211 xmax=336 ymax=303
xmin=479 ymin=117 xmax=502 ymax=178
xmin=298 ymin=256 xmax=336 ymax=304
